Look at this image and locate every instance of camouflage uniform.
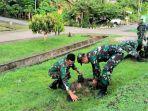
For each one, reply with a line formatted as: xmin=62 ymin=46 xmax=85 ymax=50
xmin=142 ymin=24 xmax=148 ymax=57
xmin=86 ymin=45 xmax=124 ymax=85
xmin=119 ymin=40 xmax=139 ymax=59
xmin=49 ymin=57 xmax=77 ymax=91
xmin=137 ymin=22 xmax=147 ymax=51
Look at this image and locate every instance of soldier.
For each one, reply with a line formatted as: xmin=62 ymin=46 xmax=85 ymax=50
xmin=77 ymin=45 xmax=124 ymax=98
xmin=49 ymin=53 xmax=82 ymax=101
xmin=137 ymin=19 xmax=148 ymax=58
xmin=137 ymin=20 xmax=147 ymax=54
xmin=141 ymin=24 xmax=148 ymax=58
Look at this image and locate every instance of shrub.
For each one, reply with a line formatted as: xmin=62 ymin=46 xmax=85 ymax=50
xmin=29 ymin=12 xmax=64 ymax=40
xmin=49 ymin=12 xmax=64 ymax=35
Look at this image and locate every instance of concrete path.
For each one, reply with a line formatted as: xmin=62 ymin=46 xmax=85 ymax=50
xmin=0 ymin=16 xmax=28 ymax=25
xmin=0 ymin=17 xmax=138 ymax=43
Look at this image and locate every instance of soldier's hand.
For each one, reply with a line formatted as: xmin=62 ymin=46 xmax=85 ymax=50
xmin=71 ymin=94 xmax=78 ymax=101
xmin=69 ymin=90 xmax=79 ymax=102
xmin=92 ymin=79 xmax=98 ymax=87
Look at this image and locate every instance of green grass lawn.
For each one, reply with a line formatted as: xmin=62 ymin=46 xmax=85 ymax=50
xmin=0 ymin=35 xmax=88 ymax=64
xmin=0 ymin=36 xmax=147 ymax=111
xmin=0 ymin=21 xmax=28 ymax=32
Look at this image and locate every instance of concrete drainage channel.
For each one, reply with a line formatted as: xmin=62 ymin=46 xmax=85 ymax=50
xmin=0 ymin=35 xmax=107 ymax=73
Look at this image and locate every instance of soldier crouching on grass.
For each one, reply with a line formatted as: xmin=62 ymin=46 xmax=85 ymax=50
xmin=77 ymin=45 xmax=124 ymax=98
xmin=48 ymin=53 xmax=83 ymax=101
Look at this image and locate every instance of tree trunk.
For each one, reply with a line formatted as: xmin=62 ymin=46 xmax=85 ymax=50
xmin=44 ymin=33 xmax=48 ymax=40
xmin=55 ymin=31 xmax=57 ymax=35
xmin=28 ymin=12 xmax=31 ymax=20
xmin=58 ymin=31 xmax=60 ymax=35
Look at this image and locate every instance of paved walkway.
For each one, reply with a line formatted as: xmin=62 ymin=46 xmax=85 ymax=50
xmin=0 ymin=25 xmax=138 ymax=43
xmin=0 ymin=16 xmax=28 ymax=25
xmin=0 ymin=16 xmax=138 ymax=43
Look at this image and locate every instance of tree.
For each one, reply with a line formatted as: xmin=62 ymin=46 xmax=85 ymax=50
xmin=29 ymin=14 xmax=52 ymax=40
xmin=0 ymin=0 xmax=35 ymax=19
xmin=18 ymin=0 xmax=35 ymax=19
xmin=117 ymin=0 xmax=147 ymax=21
xmin=49 ymin=12 xmax=64 ymax=35
xmin=66 ymin=0 xmax=122 ymax=27
xmin=6 ymin=3 xmax=21 ymax=18
xmin=141 ymin=2 xmax=148 ymax=15
xmin=0 ymin=0 xmax=6 ymax=15
xmin=36 ymin=0 xmax=57 ymax=14
xmin=29 ymin=12 xmax=64 ymax=40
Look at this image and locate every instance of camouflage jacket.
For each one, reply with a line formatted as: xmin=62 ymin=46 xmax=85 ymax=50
xmin=137 ymin=23 xmax=147 ymax=40
xmin=87 ymin=45 xmax=123 ymax=78
xmin=49 ymin=57 xmax=77 ymax=91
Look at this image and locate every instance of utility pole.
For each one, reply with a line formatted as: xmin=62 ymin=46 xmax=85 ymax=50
xmin=138 ymin=0 xmax=142 ymax=20
xmin=35 ymin=0 xmax=37 ymax=11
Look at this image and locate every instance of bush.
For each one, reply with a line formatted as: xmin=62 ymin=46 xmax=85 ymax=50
xmin=129 ymin=14 xmax=138 ymax=22
xmin=141 ymin=2 xmax=148 ymax=15
xmin=29 ymin=12 xmax=64 ymax=40
xmin=36 ymin=0 xmax=57 ymax=14
xmin=49 ymin=12 xmax=64 ymax=35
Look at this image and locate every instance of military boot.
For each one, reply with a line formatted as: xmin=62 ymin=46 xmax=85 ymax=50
xmin=77 ymin=75 xmax=84 ymax=83
xmin=97 ymin=84 xmax=107 ymax=98
xmin=49 ymin=80 xmax=59 ymax=89
xmin=58 ymin=79 xmax=66 ymax=90
xmin=136 ymin=55 xmax=146 ymax=62
xmin=96 ymin=79 xmax=108 ymax=99
xmin=144 ymin=46 xmax=148 ymax=58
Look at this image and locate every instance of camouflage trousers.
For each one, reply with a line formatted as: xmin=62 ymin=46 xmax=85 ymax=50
xmin=125 ymin=45 xmax=139 ymax=59
xmin=100 ymin=53 xmax=124 ymax=85
xmin=137 ymin=38 xmax=143 ymax=51
xmin=137 ymin=37 xmax=148 ymax=58
xmin=140 ymin=46 xmax=148 ymax=58
xmin=144 ymin=46 xmax=148 ymax=58
xmin=142 ymin=37 xmax=148 ymax=58
xmin=120 ymin=41 xmax=139 ymax=58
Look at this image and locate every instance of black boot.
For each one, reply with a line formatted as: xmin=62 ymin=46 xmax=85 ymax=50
xmin=49 ymin=80 xmax=59 ymax=89
xmin=77 ymin=75 xmax=84 ymax=83
xmin=136 ymin=55 xmax=146 ymax=62
xmin=144 ymin=46 xmax=148 ymax=58
xmin=58 ymin=79 xmax=66 ymax=90
xmin=97 ymin=77 xmax=109 ymax=98
xmin=124 ymin=54 xmax=133 ymax=59
xmin=97 ymin=84 xmax=107 ymax=98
